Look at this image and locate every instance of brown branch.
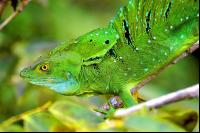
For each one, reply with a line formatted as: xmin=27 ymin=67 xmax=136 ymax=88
xmin=114 ymin=83 xmax=199 ymax=117
xmin=0 ymin=1 xmax=7 ymax=18
xmin=95 ymin=41 xmax=199 ymax=117
xmin=0 ymin=0 xmax=31 ymax=31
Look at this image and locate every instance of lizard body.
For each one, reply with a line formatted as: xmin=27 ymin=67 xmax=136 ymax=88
xmin=20 ymin=0 xmax=199 ymax=109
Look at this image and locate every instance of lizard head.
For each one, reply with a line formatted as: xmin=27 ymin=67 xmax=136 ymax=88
xmin=20 ymin=27 xmax=118 ymax=96
xmin=20 ymin=51 xmax=82 ymax=95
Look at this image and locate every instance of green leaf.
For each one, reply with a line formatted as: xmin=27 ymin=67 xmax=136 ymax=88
xmin=124 ymin=114 xmax=186 ymax=132
xmin=24 ymin=111 xmax=73 ymax=132
xmin=48 ymin=101 xmax=104 ymax=129
xmin=162 ymin=110 xmax=198 ymax=132
xmin=0 ymin=124 xmax=24 ymax=132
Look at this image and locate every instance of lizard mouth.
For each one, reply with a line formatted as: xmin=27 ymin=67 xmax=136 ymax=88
xmin=22 ymin=76 xmax=65 ymax=85
xmin=23 ymin=78 xmax=56 ymax=88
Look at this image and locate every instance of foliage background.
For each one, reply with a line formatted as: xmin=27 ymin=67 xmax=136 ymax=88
xmin=0 ymin=0 xmax=199 ymax=131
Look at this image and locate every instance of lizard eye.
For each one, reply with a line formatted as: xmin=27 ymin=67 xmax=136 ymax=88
xmin=40 ymin=64 xmax=48 ymax=71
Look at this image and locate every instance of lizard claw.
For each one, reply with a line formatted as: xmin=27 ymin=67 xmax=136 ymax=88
xmin=93 ymin=100 xmax=118 ymax=119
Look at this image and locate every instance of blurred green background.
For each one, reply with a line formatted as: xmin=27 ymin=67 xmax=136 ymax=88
xmin=0 ymin=0 xmax=199 ymax=131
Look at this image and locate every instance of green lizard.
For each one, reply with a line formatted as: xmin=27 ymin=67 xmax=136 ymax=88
xmin=20 ymin=0 xmax=199 ymax=117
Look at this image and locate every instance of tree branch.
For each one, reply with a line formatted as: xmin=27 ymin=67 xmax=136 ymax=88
xmin=0 ymin=0 xmax=31 ymax=31
xmin=0 ymin=1 xmax=7 ymax=18
xmin=95 ymin=41 xmax=199 ymax=117
xmin=114 ymin=83 xmax=199 ymax=117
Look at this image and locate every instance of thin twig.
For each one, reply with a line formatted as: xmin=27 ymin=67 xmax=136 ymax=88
xmin=95 ymin=41 xmax=199 ymax=116
xmin=114 ymin=83 xmax=199 ymax=117
xmin=0 ymin=0 xmax=31 ymax=31
xmin=0 ymin=1 xmax=7 ymax=18
xmin=0 ymin=101 xmax=52 ymax=130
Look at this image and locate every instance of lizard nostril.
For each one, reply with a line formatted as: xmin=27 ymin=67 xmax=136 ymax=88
xmin=20 ymin=69 xmax=27 ymax=77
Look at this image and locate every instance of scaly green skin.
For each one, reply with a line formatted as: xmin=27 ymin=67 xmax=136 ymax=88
xmin=20 ymin=0 xmax=199 ymax=111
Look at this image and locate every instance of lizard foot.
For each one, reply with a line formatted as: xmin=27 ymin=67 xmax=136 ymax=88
xmin=93 ymin=100 xmax=118 ymax=119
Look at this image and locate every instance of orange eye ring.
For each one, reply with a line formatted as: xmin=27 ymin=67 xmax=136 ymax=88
xmin=41 ymin=65 xmax=48 ymax=71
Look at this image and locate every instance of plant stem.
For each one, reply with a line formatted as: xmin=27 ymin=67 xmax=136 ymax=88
xmin=0 ymin=101 xmax=52 ymax=130
xmin=0 ymin=0 xmax=31 ymax=31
